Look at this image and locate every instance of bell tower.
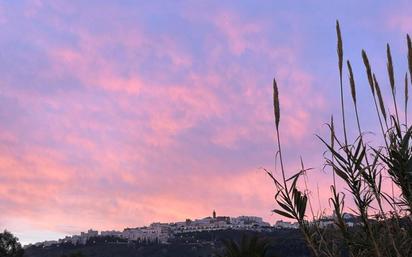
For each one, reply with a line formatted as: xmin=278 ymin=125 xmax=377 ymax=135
xmin=213 ymin=209 xmax=216 ymax=219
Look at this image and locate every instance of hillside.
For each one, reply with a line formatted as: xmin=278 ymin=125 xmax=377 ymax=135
xmin=24 ymin=229 xmax=309 ymax=257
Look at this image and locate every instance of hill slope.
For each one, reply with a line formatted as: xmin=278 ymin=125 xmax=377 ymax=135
xmin=24 ymin=229 xmax=309 ymax=257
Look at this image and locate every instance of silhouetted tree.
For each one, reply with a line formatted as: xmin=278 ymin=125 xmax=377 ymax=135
xmin=0 ymin=230 xmax=24 ymax=257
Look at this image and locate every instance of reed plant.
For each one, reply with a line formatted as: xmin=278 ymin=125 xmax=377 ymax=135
xmin=268 ymin=21 xmax=412 ymax=257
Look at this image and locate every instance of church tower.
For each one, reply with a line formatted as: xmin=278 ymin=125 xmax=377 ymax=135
xmin=213 ymin=210 xmax=216 ymax=219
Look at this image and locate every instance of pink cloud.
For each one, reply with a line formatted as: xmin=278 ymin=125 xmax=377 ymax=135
xmin=213 ymin=11 xmax=263 ymax=55
xmin=49 ymin=47 xmax=144 ymax=95
xmin=386 ymin=11 xmax=412 ymax=34
xmin=0 ymin=2 xmax=340 ymax=244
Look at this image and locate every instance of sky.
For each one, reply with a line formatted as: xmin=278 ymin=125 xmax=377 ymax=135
xmin=0 ymin=0 xmax=411 ymax=245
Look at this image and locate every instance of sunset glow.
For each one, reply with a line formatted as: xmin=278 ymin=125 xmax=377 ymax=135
xmin=0 ymin=1 xmax=411 ymax=245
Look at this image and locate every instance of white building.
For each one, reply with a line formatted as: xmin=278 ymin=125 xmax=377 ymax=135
xmin=275 ymin=220 xmax=299 ymax=229
xmin=121 ymin=223 xmax=171 ymax=243
xmin=313 ymin=212 xmax=360 ymax=228
xmin=101 ymin=230 xmax=122 ymax=237
xmin=42 ymin=240 xmax=58 ymax=247
xmin=173 ymin=212 xmax=272 ymax=233
xmin=79 ymin=229 xmax=98 ymax=244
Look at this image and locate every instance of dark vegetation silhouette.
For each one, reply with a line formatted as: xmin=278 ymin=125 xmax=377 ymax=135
xmin=268 ymin=21 xmax=412 ymax=257
xmin=0 ymin=230 xmax=24 ymax=257
xmin=24 ymin=230 xmax=309 ymax=257
xmin=60 ymin=252 xmax=87 ymax=257
xmin=216 ymin=235 xmax=278 ymax=257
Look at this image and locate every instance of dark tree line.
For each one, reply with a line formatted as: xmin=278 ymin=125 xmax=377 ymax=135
xmin=0 ymin=230 xmax=24 ymax=257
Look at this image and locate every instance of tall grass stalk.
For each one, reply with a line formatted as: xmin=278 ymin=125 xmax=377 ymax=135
xmin=362 ymin=51 xmax=389 ymax=147
xmin=336 ymin=21 xmax=348 ymax=147
xmin=405 ymin=73 xmax=408 ymax=127
xmin=331 ymin=116 xmax=336 ymax=188
xmin=348 ymin=59 xmax=401 ymax=257
xmin=271 ymin=78 xmax=321 ymax=257
xmin=387 ymin=44 xmax=400 ymax=125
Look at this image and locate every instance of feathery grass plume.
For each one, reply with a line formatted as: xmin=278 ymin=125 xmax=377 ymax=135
xmin=336 ymin=21 xmax=343 ymax=78
xmin=387 ymin=44 xmax=400 ymax=124
xmin=374 ymin=74 xmax=387 ymax=123
xmin=362 ymin=50 xmax=375 ymax=95
xmin=347 ymin=60 xmax=356 ymax=104
xmin=348 ymin=59 xmax=365 ymax=144
xmin=406 ymin=72 xmax=409 ymax=126
xmin=272 ymin=77 xmax=287 ymax=190
xmin=273 ymin=78 xmax=280 ymax=129
xmin=336 ymin=20 xmax=348 ymax=147
xmin=387 ymin=44 xmax=395 ymax=92
xmin=363 ymin=50 xmax=390 ymax=143
xmin=408 ymin=35 xmax=412 ymax=83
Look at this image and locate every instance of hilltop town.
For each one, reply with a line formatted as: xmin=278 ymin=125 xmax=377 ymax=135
xmin=28 ymin=210 xmax=360 ymax=248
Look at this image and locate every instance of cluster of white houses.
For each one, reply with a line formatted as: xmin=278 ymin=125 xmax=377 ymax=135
xmin=31 ymin=211 xmax=270 ymax=247
xmin=274 ymin=212 xmax=359 ymax=229
xmin=31 ymin=211 xmax=360 ymax=247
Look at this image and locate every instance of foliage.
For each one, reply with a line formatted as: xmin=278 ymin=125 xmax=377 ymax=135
xmin=269 ymin=21 xmax=412 ymax=257
xmin=0 ymin=230 xmax=24 ymax=257
xmin=216 ymin=234 xmax=278 ymax=257
xmin=24 ymin=230 xmax=308 ymax=257
xmin=60 ymin=252 xmax=87 ymax=257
